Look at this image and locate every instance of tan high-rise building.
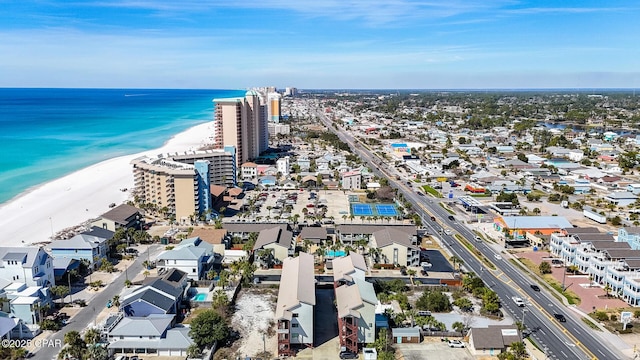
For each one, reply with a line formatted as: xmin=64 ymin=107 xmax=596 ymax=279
xmin=213 ymin=90 xmax=268 ymax=164
xmin=131 ymin=149 xmax=236 ymax=222
xmin=267 ymin=92 xmax=282 ymax=123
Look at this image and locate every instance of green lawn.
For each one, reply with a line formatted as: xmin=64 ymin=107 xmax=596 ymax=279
xmin=422 ymin=185 xmax=443 ymax=198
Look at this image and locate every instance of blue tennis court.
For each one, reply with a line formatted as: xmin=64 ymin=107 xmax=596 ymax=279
xmin=351 ymin=203 xmax=399 ymax=217
xmin=376 ymin=204 xmax=399 ymax=216
xmin=351 ymin=203 xmax=373 ymax=216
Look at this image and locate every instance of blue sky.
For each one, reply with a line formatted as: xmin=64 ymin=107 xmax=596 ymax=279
xmin=1 ymin=0 xmax=639 ymax=89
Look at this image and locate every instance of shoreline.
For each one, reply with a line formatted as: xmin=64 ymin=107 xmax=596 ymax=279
xmin=0 ymin=121 xmax=215 ymax=246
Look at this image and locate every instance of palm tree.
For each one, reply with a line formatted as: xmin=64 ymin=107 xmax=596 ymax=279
xmin=218 ymin=270 xmax=230 ymax=289
xmin=450 ymin=255 xmax=463 ymax=271
xmin=111 ymin=295 xmax=120 ymax=308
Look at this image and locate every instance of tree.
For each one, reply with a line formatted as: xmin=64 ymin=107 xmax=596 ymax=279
xmin=539 ymin=261 xmax=552 ymax=274
xmin=60 ymin=331 xmax=87 ymax=360
xmin=189 ymin=309 xmax=230 ymax=348
xmin=453 ymin=297 xmax=473 ymax=312
xmin=452 ymin=321 xmax=466 ymax=334
xmin=187 ymin=344 xmax=202 ymax=359
xmin=450 ymin=255 xmax=463 ymax=271
xmin=51 ymin=285 xmax=70 ymax=307
xmin=416 ymin=290 xmax=451 ymax=312
xmin=482 ymin=289 xmax=501 ymax=314
xmin=218 ymin=270 xmax=230 ymax=289
xmin=87 ymin=345 xmax=109 ymax=360
xmin=111 ymin=295 xmax=120 ymax=308
xmin=84 ymin=328 xmax=102 ymax=345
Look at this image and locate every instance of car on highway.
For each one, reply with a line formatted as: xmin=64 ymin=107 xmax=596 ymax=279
xmin=444 ymin=229 xmax=452 ymax=235
xmin=494 ymin=254 xmax=502 ymax=260
xmin=475 ymin=236 xmax=482 ymax=242
xmin=530 ymin=284 xmax=541 ymax=291
xmin=512 ymin=296 xmax=525 ymax=307
xmin=554 ymin=313 xmax=566 ymax=322
xmin=430 ymin=216 xmax=436 ymax=221
xmin=448 ymin=215 xmax=455 ymax=221
xmin=447 ymin=339 xmax=465 ymax=348
xmin=339 ymin=351 xmax=358 ymax=359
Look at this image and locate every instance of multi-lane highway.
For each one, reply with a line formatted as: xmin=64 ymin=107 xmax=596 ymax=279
xmin=315 ymin=109 xmax=626 ymax=360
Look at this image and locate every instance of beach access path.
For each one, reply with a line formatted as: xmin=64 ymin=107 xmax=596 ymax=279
xmin=0 ymin=121 xmax=214 ymax=246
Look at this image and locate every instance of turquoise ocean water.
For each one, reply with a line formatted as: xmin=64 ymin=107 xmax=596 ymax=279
xmin=0 ymin=88 xmax=245 ymax=204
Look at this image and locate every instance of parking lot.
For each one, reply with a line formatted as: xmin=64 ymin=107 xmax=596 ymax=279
xmin=395 ymin=339 xmax=474 ymax=360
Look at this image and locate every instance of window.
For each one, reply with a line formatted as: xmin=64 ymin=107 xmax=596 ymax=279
xmin=192 ymin=268 xmax=196 ymax=273
xmin=292 ymin=313 xmax=299 ymax=317
xmin=292 ymin=323 xmax=299 ymax=328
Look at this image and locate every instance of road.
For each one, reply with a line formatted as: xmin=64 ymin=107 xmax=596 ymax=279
xmin=32 ymin=246 xmax=158 ymax=360
xmin=315 ymin=108 xmax=626 ymax=359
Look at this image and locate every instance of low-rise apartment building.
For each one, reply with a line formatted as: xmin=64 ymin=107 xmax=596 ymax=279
xmin=333 ymin=254 xmax=376 ymax=353
xmin=549 ymin=229 xmax=640 ymax=306
xmin=275 ymin=253 xmax=315 ymax=356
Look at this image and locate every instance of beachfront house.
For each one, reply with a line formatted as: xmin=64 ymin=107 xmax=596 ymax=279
xmin=91 ymin=204 xmax=143 ymax=232
xmin=106 ymin=314 xmax=193 ymax=357
xmin=155 ymin=237 xmax=215 ymax=281
xmin=0 ymin=247 xmax=55 ymax=288
xmin=48 ymin=226 xmax=112 ymax=269
xmin=275 ymin=253 xmax=316 ymax=356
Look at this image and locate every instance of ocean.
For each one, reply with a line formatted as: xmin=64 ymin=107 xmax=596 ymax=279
xmin=0 ymin=88 xmax=245 ymax=204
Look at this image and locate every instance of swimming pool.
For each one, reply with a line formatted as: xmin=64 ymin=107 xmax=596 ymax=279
xmin=326 ymin=250 xmax=346 ymax=257
xmin=192 ymin=293 xmax=207 ymax=301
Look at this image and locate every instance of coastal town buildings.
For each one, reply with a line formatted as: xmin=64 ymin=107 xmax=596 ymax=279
xmin=131 ymin=149 xmax=236 ymax=221
xmin=91 ymin=204 xmax=143 ymax=233
xmin=48 ymin=226 xmax=112 ymax=269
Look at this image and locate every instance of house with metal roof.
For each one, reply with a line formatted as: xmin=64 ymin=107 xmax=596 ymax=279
xmin=107 ymin=314 xmax=193 ymax=357
xmin=336 ymin=225 xmax=416 ymax=244
xmin=120 ymin=277 xmax=185 ymax=318
xmin=0 ymin=247 xmax=54 ymax=288
xmin=275 ymin=253 xmax=316 ymax=356
xmin=48 ymin=227 xmax=112 ymax=269
xmin=156 ymin=237 xmax=215 ymax=280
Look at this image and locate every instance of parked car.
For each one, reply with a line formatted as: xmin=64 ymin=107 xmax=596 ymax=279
xmin=420 ymin=262 xmax=432 ymax=268
xmin=448 ymin=339 xmax=465 ymax=348
xmin=417 ymin=310 xmax=431 ymax=317
xmin=530 ymin=284 xmax=541 ymax=291
xmin=339 ymin=351 xmax=358 ymax=359
xmin=554 ymin=313 xmax=566 ymax=322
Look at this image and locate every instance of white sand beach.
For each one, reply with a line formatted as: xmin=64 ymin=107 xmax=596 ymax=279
xmin=0 ymin=121 xmax=215 ymax=246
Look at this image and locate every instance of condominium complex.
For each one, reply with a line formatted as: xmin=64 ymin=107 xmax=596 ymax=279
xmin=212 ymin=90 xmax=268 ymax=164
xmin=131 ymin=148 xmax=236 ymax=221
xmin=267 ymin=92 xmax=282 ymax=123
xmin=550 ymin=227 xmax=640 ymax=306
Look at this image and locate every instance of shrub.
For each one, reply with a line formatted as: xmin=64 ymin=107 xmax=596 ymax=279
xmin=610 ymin=314 xmax=618 ymax=321
xmin=634 ymin=310 xmax=640 ymax=319
xmin=539 ymin=261 xmax=552 ymax=274
xmin=594 ymin=311 xmax=609 ymax=321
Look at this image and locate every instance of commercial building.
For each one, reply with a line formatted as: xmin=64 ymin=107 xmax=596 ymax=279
xmin=212 ymin=91 xmax=268 ymax=164
xmin=275 ymin=253 xmax=316 ymax=356
xmin=131 ymin=149 xmax=236 ymax=222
